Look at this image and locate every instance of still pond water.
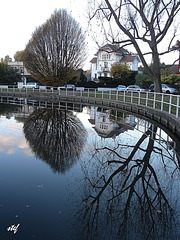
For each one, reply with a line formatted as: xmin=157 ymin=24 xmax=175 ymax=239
xmin=0 ymin=99 xmax=180 ymax=240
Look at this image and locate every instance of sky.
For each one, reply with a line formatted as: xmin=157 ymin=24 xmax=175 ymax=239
xmin=0 ymin=0 xmax=179 ymax=70
xmin=0 ymin=0 xmax=97 ymax=69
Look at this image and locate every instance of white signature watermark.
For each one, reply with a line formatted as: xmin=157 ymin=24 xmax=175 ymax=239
xmin=7 ymin=224 xmax=20 ymax=234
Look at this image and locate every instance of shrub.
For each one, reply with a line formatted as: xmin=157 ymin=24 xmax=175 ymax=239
xmin=135 ymin=74 xmax=153 ymax=89
xmin=161 ymin=74 xmax=180 ymax=85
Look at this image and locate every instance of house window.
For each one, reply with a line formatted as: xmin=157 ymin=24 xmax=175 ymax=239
xmin=100 ymin=124 xmax=108 ymax=130
xmin=102 ymin=116 xmax=106 ymax=122
xmin=20 ymin=67 xmax=24 ymax=74
xmin=104 ymin=62 xmax=108 ymax=68
xmin=102 ymin=54 xmax=110 ymax=60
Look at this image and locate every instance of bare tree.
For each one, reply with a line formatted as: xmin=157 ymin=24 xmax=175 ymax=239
xmin=23 ymin=9 xmax=87 ymax=86
xmin=23 ymin=108 xmax=87 ymax=173
xmin=88 ymin=0 xmax=180 ymax=92
xmin=75 ymin=124 xmax=180 ymax=239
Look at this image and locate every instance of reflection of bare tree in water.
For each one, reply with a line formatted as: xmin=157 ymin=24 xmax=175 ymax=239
xmin=78 ymin=125 xmax=180 ymax=240
xmin=23 ymin=108 xmax=87 ymax=173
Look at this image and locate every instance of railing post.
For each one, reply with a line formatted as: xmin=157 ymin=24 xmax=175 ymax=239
xmin=131 ymin=91 xmax=133 ymax=103
xmin=138 ymin=91 xmax=140 ymax=105
xmin=176 ymin=96 xmax=179 ymax=118
xmin=95 ymin=89 xmax=96 ymax=98
xmin=109 ymin=90 xmax=111 ymax=100
xmin=102 ymin=90 xmax=103 ymax=99
xmin=116 ymin=90 xmax=118 ymax=101
xmin=161 ymin=94 xmax=164 ymax=111
xmin=145 ymin=92 xmax=148 ymax=106
xmin=169 ymin=94 xmax=172 ymax=114
xmin=153 ymin=92 xmax=156 ymax=109
xmin=88 ymin=88 xmax=89 ymax=98
xmin=66 ymin=88 xmax=67 ymax=96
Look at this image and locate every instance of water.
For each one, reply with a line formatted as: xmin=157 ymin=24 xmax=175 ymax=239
xmin=0 ymin=100 xmax=180 ymax=240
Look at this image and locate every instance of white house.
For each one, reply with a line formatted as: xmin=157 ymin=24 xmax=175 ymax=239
xmin=90 ymin=44 xmax=140 ymax=81
xmin=88 ymin=106 xmax=136 ymax=138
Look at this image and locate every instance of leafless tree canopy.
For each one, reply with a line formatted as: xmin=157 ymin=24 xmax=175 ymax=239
xmin=23 ymin=108 xmax=87 ymax=173
xmin=75 ymin=124 xmax=180 ymax=239
xmin=23 ymin=9 xmax=87 ymax=86
xmin=88 ymin=0 xmax=180 ymax=92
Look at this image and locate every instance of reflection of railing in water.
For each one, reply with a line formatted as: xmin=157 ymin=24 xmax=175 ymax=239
xmin=108 ymin=111 xmax=180 ymax=163
xmin=1 ymin=96 xmax=179 ymax=164
xmin=2 ymin=95 xmax=179 ymax=162
xmin=0 ymin=96 xmax=82 ymax=112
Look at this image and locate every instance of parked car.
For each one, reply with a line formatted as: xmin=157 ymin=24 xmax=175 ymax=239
xmin=116 ymin=85 xmax=127 ymax=91
xmin=149 ymin=84 xmax=178 ymax=94
xmin=22 ymin=82 xmax=39 ymax=89
xmin=127 ymin=85 xmax=146 ymax=92
xmin=58 ymin=84 xmax=76 ymax=90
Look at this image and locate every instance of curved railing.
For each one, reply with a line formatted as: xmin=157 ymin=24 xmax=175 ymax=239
xmin=0 ymin=85 xmax=180 ymax=119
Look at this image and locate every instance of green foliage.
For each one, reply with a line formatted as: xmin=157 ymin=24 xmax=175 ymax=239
xmin=98 ymin=76 xmax=135 ymax=87
xmin=1 ymin=55 xmax=12 ymax=63
xmin=67 ymin=69 xmax=87 ymax=85
xmin=135 ymin=74 xmax=153 ymax=88
xmin=111 ymin=62 xmax=131 ymax=80
xmin=98 ymin=76 xmax=114 ymax=85
xmin=14 ymin=51 xmax=24 ymax=61
xmin=0 ymin=62 xmax=21 ymax=85
xmin=109 ymin=62 xmax=137 ymax=86
xmin=161 ymin=74 xmax=180 ymax=85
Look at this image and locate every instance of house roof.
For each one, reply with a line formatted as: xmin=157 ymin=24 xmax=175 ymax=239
xmin=98 ymin=44 xmax=129 ymax=55
xmin=161 ymin=64 xmax=179 ymax=74
xmin=120 ymin=55 xmax=138 ymax=63
xmin=90 ymin=57 xmax=97 ymax=63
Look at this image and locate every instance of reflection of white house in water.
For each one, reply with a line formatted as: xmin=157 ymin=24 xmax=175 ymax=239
xmin=88 ymin=106 xmax=136 ymax=138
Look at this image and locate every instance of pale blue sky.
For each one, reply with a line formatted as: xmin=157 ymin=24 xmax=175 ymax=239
xmin=0 ymin=0 xmax=96 ymax=69
xmin=0 ymin=0 xmax=179 ymax=69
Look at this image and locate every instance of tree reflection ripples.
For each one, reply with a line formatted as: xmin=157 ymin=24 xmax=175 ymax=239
xmin=23 ymin=108 xmax=87 ymax=173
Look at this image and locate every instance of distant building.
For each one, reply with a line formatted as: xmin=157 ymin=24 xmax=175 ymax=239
xmin=161 ymin=64 xmax=179 ymax=74
xmin=8 ymin=61 xmax=30 ymax=82
xmin=138 ymin=64 xmax=179 ymax=75
xmin=90 ymin=44 xmax=140 ymax=82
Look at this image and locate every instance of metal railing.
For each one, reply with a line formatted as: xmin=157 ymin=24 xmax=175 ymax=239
xmin=0 ymin=86 xmax=179 ymax=118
